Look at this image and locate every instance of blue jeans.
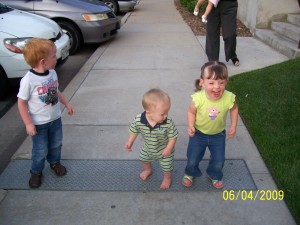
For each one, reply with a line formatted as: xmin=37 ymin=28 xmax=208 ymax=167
xmin=185 ymin=129 xmax=226 ymax=180
xmin=31 ymin=118 xmax=63 ymax=174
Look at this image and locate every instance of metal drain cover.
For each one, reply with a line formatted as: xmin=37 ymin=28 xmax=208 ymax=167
xmin=0 ymin=159 xmax=256 ymax=191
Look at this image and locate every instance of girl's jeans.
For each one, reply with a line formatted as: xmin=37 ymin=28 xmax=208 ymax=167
xmin=185 ymin=129 xmax=226 ymax=180
xmin=31 ymin=118 xmax=62 ymax=174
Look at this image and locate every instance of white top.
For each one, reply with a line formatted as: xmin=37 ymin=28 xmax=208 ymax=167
xmin=17 ymin=69 xmax=61 ymax=125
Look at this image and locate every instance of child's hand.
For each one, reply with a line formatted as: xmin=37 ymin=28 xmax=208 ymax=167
xmin=125 ymin=142 xmax=133 ymax=152
xmin=162 ymin=148 xmax=172 ymax=157
xmin=187 ymin=126 xmax=195 ymax=137
xmin=125 ymin=134 xmax=137 ymax=152
xmin=66 ymin=103 xmax=74 ymax=116
xmin=227 ymin=126 xmax=236 ymax=139
xmin=26 ymin=123 xmax=36 ymax=136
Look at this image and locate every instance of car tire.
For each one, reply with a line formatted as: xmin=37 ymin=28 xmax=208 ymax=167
xmin=57 ymin=20 xmax=83 ymax=55
xmin=0 ymin=66 xmax=10 ymax=99
xmin=102 ymin=0 xmax=119 ymax=14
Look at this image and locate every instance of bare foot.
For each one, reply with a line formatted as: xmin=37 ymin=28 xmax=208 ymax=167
xmin=139 ymin=170 xmax=152 ymax=181
xmin=160 ymin=175 xmax=172 ymax=190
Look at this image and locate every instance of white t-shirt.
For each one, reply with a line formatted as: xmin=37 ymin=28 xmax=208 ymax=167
xmin=17 ymin=69 xmax=61 ymax=125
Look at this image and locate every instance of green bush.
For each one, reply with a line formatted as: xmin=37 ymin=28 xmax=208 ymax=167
xmin=180 ymin=0 xmax=207 ymax=13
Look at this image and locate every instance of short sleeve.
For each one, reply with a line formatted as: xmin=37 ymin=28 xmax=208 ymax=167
xmin=191 ymin=92 xmax=202 ymax=109
xmin=17 ymin=75 xmax=31 ymax=101
xmin=167 ymin=119 xmax=179 ymax=140
xmin=228 ymin=92 xmax=236 ymax=109
xmin=129 ymin=117 xmax=139 ymax=134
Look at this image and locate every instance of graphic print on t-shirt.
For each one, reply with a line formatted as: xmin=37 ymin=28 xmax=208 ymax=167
xmin=207 ymin=106 xmax=220 ymax=120
xmin=37 ymin=78 xmax=58 ymax=106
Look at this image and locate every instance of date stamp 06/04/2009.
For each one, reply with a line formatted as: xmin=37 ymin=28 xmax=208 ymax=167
xmin=222 ymin=190 xmax=284 ymax=201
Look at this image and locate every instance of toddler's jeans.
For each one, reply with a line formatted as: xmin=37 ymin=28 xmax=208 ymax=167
xmin=185 ymin=129 xmax=225 ymax=180
xmin=31 ymin=118 xmax=62 ymax=174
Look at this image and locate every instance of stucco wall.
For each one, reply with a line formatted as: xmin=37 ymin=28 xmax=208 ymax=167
xmin=237 ymin=0 xmax=300 ymax=33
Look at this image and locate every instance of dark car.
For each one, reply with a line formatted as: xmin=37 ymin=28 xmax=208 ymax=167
xmin=101 ymin=0 xmax=137 ymax=15
xmin=2 ymin=0 xmax=121 ymax=54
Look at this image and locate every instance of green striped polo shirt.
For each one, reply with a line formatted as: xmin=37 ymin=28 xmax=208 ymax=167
xmin=129 ymin=112 xmax=179 ymax=159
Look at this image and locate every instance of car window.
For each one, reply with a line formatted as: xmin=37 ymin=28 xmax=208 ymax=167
xmin=0 ymin=3 xmax=14 ymax=13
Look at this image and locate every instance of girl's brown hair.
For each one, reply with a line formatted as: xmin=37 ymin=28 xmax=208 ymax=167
xmin=194 ymin=61 xmax=228 ymax=91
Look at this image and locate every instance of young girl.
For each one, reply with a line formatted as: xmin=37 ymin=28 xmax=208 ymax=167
xmin=193 ymin=0 xmax=219 ymax=23
xmin=182 ymin=61 xmax=238 ymax=189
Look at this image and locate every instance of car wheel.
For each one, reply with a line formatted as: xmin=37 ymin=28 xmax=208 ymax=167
xmin=57 ymin=20 xmax=83 ymax=55
xmin=102 ymin=0 xmax=119 ymax=14
xmin=0 ymin=66 xmax=10 ymax=99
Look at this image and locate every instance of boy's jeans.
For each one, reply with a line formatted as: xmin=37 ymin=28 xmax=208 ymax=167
xmin=31 ymin=118 xmax=62 ymax=174
xmin=185 ymin=129 xmax=226 ymax=180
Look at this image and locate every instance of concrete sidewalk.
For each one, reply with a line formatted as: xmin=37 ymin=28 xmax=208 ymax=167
xmin=0 ymin=0 xmax=296 ymax=224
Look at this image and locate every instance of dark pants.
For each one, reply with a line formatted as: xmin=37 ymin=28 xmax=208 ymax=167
xmin=205 ymin=1 xmax=238 ymax=61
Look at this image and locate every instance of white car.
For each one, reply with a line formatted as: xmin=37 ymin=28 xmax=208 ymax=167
xmin=0 ymin=3 xmax=70 ymax=98
xmin=1 ymin=0 xmax=121 ymax=55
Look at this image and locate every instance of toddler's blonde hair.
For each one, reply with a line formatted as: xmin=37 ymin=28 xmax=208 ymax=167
xmin=142 ymin=88 xmax=170 ymax=111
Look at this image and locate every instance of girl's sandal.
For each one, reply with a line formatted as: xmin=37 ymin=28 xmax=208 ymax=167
xmin=208 ymin=176 xmax=224 ymax=189
xmin=231 ymin=57 xmax=240 ymax=66
xmin=182 ymin=174 xmax=194 ymax=187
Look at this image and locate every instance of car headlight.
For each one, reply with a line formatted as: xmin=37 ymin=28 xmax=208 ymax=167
xmin=4 ymin=37 xmax=31 ymax=53
xmin=82 ymin=13 xmax=108 ymax=22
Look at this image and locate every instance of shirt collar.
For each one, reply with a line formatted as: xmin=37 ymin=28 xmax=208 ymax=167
xmin=140 ymin=111 xmax=167 ymax=129
xmin=30 ymin=69 xmax=49 ymax=76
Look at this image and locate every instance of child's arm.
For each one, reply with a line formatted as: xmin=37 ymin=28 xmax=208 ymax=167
xmin=228 ymin=102 xmax=238 ymax=139
xmin=203 ymin=2 xmax=214 ymax=16
xmin=187 ymin=101 xmax=197 ymax=137
xmin=202 ymin=0 xmax=219 ymax=23
xmin=194 ymin=0 xmax=206 ymax=15
xmin=125 ymin=133 xmax=137 ymax=152
xmin=195 ymin=0 xmax=206 ymax=9
xmin=58 ymin=91 xmax=74 ymax=116
xmin=162 ymin=138 xmax=177 ymax=157
xmin=18 ymin=98 xmax=36 ymax=136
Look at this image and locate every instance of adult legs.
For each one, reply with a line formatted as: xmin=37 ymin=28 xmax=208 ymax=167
xmin=220 ymin=1 xmax=238 ymax=62
xmin=206 ymin=7 xmax=221 ymax=61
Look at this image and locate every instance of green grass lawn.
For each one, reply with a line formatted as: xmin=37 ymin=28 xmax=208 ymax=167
xmin=227 ymin=57 xmax=300 ymax=224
